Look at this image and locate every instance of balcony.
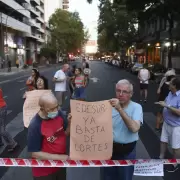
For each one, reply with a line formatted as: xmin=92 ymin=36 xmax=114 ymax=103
xmin=1 ymin=13 xmax=31 ymax=33
xmin=30 ymin=0 xmax=40 ymax=6
xmin=1 ymin=0 xmax=30 ymax=18
xmin=30 ymin=5 xmax=40 ymax=17
xmin=36 ymin=16 xmax=44 ymax=23
xmin=37 ymin=27 xmax=45 ymax=33
xmin=30 ymin=19 xmax=40 ymax=28
xmin=37 ymin=5 xmax=44 ymax=13
xmin=63 ymin=5 xmax=69 ymax=10
xmin=16 ymin=0 xmax=30 ymax=3
xmin=40 ymin=0 xmax=44 ymax=4
xmin=62 ymin=0 xmax=69 ymax=3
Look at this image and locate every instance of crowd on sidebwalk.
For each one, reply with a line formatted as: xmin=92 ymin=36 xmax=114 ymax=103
xmin=0 ymin=59 xmax=180 ymax=180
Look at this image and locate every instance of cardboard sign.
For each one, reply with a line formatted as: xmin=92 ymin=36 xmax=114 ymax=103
xmin=134 ymin=160 xmax=164 ymax=176
xmin=70 ymin=100 xmax=113 ymax=160
xmin=23 ymin=90 xmax=51 ymax=128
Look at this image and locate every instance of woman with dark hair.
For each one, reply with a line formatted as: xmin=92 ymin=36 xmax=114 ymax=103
xmin=26 ymin=68 xmax=40 ymax=91
xmin=36 ymin=76 xmax=49 ymax=90
xmin=71 ymin=68 xmax=87 ymax=100
xmin=155 ymin=75 xmax=175 ymax=131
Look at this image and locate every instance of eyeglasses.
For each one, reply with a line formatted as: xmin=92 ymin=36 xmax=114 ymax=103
xmin=116 ymin=90 xmax=131 ymax=95
xmin=46 ymin=104 xmax=60 ymax=112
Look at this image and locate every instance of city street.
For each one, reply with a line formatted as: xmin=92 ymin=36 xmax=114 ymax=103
xmin=0 ymin=61 xmax=179 ymax=180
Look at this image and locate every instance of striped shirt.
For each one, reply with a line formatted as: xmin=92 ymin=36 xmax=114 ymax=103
xmin=75 ymin=75 xmax=84 ymax=87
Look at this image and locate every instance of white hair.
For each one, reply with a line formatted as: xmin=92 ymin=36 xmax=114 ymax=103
xmin=116 ymin=79 xmax=133 ymax=92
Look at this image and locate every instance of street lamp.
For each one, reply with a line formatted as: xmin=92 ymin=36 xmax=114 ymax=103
xmin=4 ymin=5 xmax=29 ymax=60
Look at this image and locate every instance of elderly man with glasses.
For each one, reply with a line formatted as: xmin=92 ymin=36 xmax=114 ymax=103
xmin=103 ymin=79 xmax=143 ymax=180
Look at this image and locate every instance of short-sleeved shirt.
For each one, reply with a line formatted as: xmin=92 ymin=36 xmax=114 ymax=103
xmin=54 ymin=70 xmax=66 ymax=92
xmin=112 ymin=101 xmax=143 ymax=144
xmin=139 ymin=69 xmax=149 ymax=84
xmin=27 ymin=110 xmax=67 ymax=177
xmin=163 ymin=90 xmax=180 ymax=127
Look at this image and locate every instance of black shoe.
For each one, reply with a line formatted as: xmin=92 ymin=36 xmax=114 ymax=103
xmin=144 ymin=99 xmax=147 ymax=103
xmin=165 ymin=164 xmax=179 ymax=173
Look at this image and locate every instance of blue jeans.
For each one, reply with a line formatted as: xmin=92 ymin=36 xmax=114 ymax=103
xmin=73 ymin=87 xmax=85 ymax=100
xmin=102 ymin=148 xmax=136 ymax=180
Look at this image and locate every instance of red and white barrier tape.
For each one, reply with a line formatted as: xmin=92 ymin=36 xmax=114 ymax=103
xmin=0 ymin=158 xmax=180 ymax=167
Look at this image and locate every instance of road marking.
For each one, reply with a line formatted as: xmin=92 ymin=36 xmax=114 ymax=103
xmin=7 ymin=110 xmax=12 ymax=115
xmin=3 ymin=96 xmax=7 ymax=99
xmin=20 ymin=87 xmax=26 ymax=91
xmin=90 ymin=77 xmax=99 ymax=83
xmin=18 ymin=80 xmax=25 ymax=83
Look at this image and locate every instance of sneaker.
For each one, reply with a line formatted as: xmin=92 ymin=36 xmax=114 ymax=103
xmin=165 ymin=164 xmax=179 ymax=173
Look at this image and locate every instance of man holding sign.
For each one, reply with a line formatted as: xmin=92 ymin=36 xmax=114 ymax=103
xmin=103 ymin=79 xmax=143 ymax=180
xmin=27 ymin=93 xmax=71 ymax=180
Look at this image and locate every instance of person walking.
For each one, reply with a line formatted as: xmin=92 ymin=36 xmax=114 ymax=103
xmin=0 ymin=88 xmax=18 ymax=151
xmin=53 ymin=64 xmax=69 ymax=107
xmin=138 ymin=65 xmax=150 ymax=102
xmin=156 ymin=77 xmax=180 ymax=172
xmin=103 ymin=79 xmax=143 ymax=180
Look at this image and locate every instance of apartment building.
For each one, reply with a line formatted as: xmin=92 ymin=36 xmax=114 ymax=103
xmin=133 ymin=17 xmax=180 ymax=68
xmin=0 ymin=0 xmax=45 ymax=67
xmin=62 ymin=0 xmax=69 ymax=11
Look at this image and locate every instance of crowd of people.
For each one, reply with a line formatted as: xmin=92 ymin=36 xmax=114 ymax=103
xmin=0 ymin=59 xmax=180 ymax=180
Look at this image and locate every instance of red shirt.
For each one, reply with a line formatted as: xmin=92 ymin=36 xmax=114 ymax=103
xmin=27 ymin=113 xmax=66 ymax=177
xmin=0 ymin=89 xmax=6 ymax=108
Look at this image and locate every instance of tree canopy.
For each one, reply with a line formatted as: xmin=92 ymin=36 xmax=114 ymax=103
xmin=48 ymin=9 xmax=89 ymax=54
xmin=97 ymin=0 xmax=137 ymax=52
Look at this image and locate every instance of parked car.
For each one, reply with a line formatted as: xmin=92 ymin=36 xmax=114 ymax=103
xmin=131 ymin=63 xmax=143 ymax=74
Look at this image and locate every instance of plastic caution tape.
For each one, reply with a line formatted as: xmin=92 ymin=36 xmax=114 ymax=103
xmin=0 ymin=159 xmax=179 ymax=167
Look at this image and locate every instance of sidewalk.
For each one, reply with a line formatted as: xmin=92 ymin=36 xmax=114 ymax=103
xmin=0 ymin=65 xmax=47 ymax=76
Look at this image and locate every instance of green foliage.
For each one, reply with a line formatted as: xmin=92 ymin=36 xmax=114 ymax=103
xmin=97 ymin=0 xmax=138 ymax=52
xmin=49 ymin=9 xmax=89 ymax=54
xmin=40 ymin=43 xmax=56 ymax=58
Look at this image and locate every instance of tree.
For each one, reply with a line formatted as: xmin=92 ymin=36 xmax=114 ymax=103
xmin=49 ymin=9 xmax=89 ymax=58
xmin=126 ymin=0 xmax=180 ymax=67
xmin=97 ymin=0 xmax=137 ymax=52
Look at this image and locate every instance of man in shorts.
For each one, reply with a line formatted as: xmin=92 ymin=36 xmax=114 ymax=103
xmin=138 ymin=66 xmax=150 ymax=102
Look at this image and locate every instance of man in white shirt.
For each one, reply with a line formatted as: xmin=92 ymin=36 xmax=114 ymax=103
xmin=138 ymin=66 xmax=150 ymax=102
xmin=53 ymin=64 xmax=69 ymax=106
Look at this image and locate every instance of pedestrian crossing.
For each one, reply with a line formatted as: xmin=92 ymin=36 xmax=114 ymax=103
xmin=0 ymin=111 xmax=164 ymax=180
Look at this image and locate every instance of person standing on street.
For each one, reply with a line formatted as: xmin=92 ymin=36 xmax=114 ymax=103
xmin=26 ymin=69 xmax=40 ymax=91
xmin=0 ymin=88 xmax=18 ymax=151
xmin=138 ymin=65 xmax=150 ymax=102
xmin=27 ymin=93 xmax=71 ymax=180
xmin=156 ymin=77 xmax=180 ymax=172
xmin=71 ymin=68 xmax=87 ymax=100
xmin=103 ymin=79 xmax=143 ymax=180
xmin=155 ymin=73 xmax=175 ymax=132
xmin=53 ymin=64 xmax=69 ymax=107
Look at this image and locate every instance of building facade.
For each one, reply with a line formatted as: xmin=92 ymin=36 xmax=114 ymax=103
xmin=0 ymin=0 xmax=45 ymax=67
xmin=132 ymin=17 xmax=180 ymax=68
xmin=62 ymin=0 xmax=69 ymax=11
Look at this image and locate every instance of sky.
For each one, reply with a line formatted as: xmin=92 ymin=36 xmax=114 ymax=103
xmin=44 ymin=0 xmax=99 ymax=41
xmin=69 ymin=0 xmax=99 ymax=40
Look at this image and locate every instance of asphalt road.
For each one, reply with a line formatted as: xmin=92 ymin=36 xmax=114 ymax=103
xmin=0 ymin=61 xmax=179 ymax=180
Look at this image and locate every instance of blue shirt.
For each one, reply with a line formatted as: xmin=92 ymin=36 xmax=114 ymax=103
xmin=163 ymin=90 xmax=180 ymax=127
xmin=112 ymin=101 xmax=143 ymax=144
